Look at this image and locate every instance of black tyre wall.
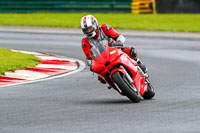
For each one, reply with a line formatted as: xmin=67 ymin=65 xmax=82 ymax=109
xmin=111 ymin=71 xmax=142 ymax=103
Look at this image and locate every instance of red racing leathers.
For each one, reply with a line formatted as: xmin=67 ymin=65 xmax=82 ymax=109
xmin=81 ymin=24 xmax=140 ymax=83
xmin=81 ymin=24 xmax=138 ymax=61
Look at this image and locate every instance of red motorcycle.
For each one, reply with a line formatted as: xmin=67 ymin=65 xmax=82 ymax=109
xmin=89 ymin=40 xmax=155 ymax=103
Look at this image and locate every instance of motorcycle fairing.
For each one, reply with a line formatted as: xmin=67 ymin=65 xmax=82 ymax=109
xmin=90 ymin=40 xmax=148 ymax=96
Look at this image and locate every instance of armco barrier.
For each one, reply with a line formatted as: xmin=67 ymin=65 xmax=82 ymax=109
xmin=0 ymin=0 xmax=132 ymax=13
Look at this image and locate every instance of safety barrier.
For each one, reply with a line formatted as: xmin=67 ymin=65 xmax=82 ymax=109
xmin=156 ymin=0 xmax=200 ymax=13
xmin=0 ymin=0 xmax=132 ymax=13
xmin=131 ymin=0 xmax=154 ymax=14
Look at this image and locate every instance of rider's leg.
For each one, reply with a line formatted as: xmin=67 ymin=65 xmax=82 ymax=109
xmin=134 ymin=58 xmax=148 ymax=74
xmin=122 ymin=46 xmax=148 ymax=73
xmin=121 ymin=46 xmax=137 ymax=59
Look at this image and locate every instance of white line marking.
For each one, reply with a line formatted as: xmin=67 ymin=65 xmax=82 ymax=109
xmin=5 ymin=70 xmax=49 ymax=80
xmin=36 ymin=64 xmax=78 ymax=70
xmin=11 ymin=49 xmax=42 ymax=55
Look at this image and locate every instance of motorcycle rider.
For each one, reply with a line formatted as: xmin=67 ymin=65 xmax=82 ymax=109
xmin=80 ymin=15 xmax=147 ymax=84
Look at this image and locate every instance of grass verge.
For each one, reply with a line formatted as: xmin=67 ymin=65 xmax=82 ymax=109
xmin=0 ymin=13 xmax=200 ymax=32
xmin=0 ymin=49 xmax=40 ymax=75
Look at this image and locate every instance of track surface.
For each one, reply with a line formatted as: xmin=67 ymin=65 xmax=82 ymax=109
xmin=0 ymin=31 xmax=200 ymax=133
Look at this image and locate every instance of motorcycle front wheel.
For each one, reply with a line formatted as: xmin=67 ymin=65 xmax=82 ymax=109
xmin=111 ymin=71 xmax=142 ymax=103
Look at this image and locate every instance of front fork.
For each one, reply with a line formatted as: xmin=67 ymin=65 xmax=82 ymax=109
xmin=109 ymin=65 xmax=135 ymax=95
xmin=120 ymin=66 xmax=133 ymax=84
xmin=109 ymin=65 xmax=148 ymax=96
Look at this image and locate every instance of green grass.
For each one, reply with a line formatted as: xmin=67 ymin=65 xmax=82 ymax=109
xmin=0 ymin=49 xmax=40 ymax=75
xmin=0 ymin=13 xmax=200 ymax=32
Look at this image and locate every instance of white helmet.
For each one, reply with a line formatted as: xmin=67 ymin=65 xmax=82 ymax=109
xmin=80 ymin=15 xmax=99 ymax=38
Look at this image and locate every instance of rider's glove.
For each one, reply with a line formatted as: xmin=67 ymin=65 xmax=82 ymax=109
xmin=116 ymin=35 xmax=125 ymax=48
xmin=108 ymin=40 xmax=124 ymax=48
xmin=114 ymin=41 xmax=124 ymax=48
xmin=86 ymin=58 xmax=93 ymax=71
xmin=86 ymin=59 xmax=92 ymax=67
xmin=109 ymin=35 xmax=125 ymax=48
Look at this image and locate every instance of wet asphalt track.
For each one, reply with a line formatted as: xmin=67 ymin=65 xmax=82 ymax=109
xmin=0 ymin=31 xmax=200 ymax=133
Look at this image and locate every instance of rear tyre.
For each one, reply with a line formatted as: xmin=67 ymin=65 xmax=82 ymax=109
xmin=142 ymin=78 xmax=155 ymax=99
xmin=111 ymin=71 xmax=142 ymax=103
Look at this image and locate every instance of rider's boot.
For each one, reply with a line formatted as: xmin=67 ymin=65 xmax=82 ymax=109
xmin=98 ymin=76 xmax=112 ymax=89
xmin=135 ymin=58 xmax=148 ymax=74
xmin=98 ymin=75 xmax=106 ymax=84
xmin=122 ymin=47 xmax=148 ymax=74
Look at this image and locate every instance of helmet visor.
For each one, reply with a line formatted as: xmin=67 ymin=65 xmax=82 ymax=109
xmin=82 ymin=26 xmax=95 ymax=35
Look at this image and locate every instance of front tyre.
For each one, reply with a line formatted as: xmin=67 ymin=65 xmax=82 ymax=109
xmin=111 ymin=71 xmax=142 ymax=103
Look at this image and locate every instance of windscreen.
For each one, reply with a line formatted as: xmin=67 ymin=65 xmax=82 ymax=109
xmin=90 ymin=40 xmax=107 ymax=59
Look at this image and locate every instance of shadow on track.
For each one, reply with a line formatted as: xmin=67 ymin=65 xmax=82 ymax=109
xmin=77 ymin=99 xmax=133 ymax=105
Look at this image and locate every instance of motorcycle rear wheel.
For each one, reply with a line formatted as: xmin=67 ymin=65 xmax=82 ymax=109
xmin=142 ymin=78 xmax=155 ymax=99
xmin=111 ymin=71 xmax=142 ymax=103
